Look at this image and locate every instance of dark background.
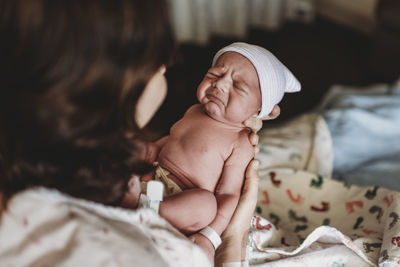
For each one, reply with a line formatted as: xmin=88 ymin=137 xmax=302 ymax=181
xmin=147 ymin=13 xmax=400 ymax=137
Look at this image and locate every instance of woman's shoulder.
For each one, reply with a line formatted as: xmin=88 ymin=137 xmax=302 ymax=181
xmin=0 ymin=187 xmax=211 ymax=267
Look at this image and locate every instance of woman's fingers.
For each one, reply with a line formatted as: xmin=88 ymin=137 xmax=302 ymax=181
xmin=241 ymin=160 xmax=259 ymax=203
xmin=244 ymin=105 xmax=280 ymax=133
xmin=224 ymin=159 xmax=259 ymax=239
xmin=248 ymin=132 xmax=260 ymax=154
xmin=244 ymin=116 xmax=263 ymax=133
xmin=234 ymin=160 xmax=260 ymax=218
xmin=260 ymin=105 xmax=280 ymax=120
xmin=248 ymin=132 xmax=259 ymax=146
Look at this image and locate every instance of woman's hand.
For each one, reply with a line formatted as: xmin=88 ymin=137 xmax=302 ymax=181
xmin=215 ymin=160 xmax=260 ymax=265
xmin=244 ymin=105 xmax=280 ymax=132
xmin=244 ymin=105 xmax=280 ymax=153
xmin=224 ymin=159 xmax=259 ymax=238
xmin=214 ymin=105 xmax=279 ymax=265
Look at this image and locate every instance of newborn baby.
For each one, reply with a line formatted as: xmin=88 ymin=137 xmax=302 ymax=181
xmin=136 ymin=42 xmax=300 ymax=257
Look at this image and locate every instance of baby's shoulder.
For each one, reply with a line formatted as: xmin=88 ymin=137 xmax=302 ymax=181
xmin=184 ymin=104 xmax=202 ymax=116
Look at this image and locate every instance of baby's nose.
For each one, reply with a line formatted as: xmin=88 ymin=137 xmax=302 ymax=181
xmin=214 ymin=78 xmax=229 ymax=93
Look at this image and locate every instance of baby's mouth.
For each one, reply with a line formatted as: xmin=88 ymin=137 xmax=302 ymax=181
xmin=206 ymin=93 xmax=225 ymax=107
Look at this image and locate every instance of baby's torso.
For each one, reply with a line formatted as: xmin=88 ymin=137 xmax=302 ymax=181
xmin=158 ymin=104 xmax=250 ymax=191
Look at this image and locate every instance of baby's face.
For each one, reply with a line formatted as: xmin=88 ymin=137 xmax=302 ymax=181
xmin=197 ymin=52 xmax=261 ymax=125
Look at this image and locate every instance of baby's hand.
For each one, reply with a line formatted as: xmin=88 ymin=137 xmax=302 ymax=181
xmin=143 ymin=135 xmax=169 ymax=163
xmin=189 ymin=233 xmax=215 ymax=264
xmin=144 ymin=142 xmax=161 ymax=163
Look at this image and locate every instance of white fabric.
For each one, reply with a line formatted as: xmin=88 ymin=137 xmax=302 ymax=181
xmin=223 ymin=261 xmax=249 ymax=267
xmin=212 ymin=42 xmax=301 ymax=118
xmin=317 ymin=83 xmax=400 ymax=189
xmin=0 ymin=187 xmax=211 ymax=267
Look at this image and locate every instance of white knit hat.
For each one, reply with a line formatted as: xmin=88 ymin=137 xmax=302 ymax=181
xmin=212 ymin=42 xmax=301 ymax=118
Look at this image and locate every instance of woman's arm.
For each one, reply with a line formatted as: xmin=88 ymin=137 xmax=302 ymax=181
xmin=214 ymin=159 xmax=259 ymax=265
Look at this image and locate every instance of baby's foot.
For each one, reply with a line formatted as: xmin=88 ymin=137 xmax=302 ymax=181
xmin=121 ymin=175 xmax=141 ymax=209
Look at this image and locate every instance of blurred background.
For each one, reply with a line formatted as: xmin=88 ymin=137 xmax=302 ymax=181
xmin=148 ymin=0 xmax=400 ymax=136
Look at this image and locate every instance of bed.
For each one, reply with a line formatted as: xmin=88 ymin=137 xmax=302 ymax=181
xmin=248 ymin=81 xmax=400 ymax=266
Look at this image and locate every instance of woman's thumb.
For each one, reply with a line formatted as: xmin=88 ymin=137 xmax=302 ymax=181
xmin=243 ymin=160 xmax=259 ymax=195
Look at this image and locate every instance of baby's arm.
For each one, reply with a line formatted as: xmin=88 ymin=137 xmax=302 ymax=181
xmin=145 ymin=104 xmax=199 ymax=162
xmin=208 ymin=136 xmax=255 ymax=235
xmin=189 ymin=135 xmax=254 ymax=261
xmin=143 ymin=135 xmax=169 ymax=164
xmin=155 ymin=135 xmax=169 ymax=147
xmin=139 ymin=136 xmax=170 ymax=182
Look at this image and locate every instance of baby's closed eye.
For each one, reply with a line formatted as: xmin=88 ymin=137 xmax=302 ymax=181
xmin=206 ymin=72 xmax=218 ymax=78
xmin=233 ymin=83 xmax=248 ymax=94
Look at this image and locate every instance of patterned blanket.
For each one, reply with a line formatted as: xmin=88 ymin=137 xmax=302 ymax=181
xmin=250 ymin=114 xmax=400 ymax=266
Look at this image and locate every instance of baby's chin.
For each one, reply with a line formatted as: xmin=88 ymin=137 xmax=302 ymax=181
xmin=202 ymin=103 xmax=245 ymax=126
xmin=202 ymin=102 xmax=225 ymax=120
xmin=203 ymin=102 xmax=220 ymax=115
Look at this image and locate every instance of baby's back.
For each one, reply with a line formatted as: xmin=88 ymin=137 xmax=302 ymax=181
xmin=158 ymin=105 xmax=248 ymax=191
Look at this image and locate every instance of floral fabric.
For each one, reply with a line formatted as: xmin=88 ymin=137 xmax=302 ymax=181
xmin=0 ymin=188 xmax=211 ymax=267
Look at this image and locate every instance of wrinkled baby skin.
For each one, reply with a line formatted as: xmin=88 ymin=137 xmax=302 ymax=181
xmin=158 ymin=52 xmax=262 ymax=192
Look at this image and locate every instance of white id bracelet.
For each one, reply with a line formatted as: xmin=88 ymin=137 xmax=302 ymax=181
xmin=199 ymin=226 xmax=222 ymax=249
xmin=222 ymin=261 xmax=249 ymax=267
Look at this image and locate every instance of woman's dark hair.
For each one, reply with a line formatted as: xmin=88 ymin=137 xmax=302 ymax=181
xmin=0 ymin=0 xmax=175 ymax=206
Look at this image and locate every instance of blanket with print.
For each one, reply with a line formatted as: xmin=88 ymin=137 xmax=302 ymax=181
xmin=249 ymin=114 xmax=400 ymax=266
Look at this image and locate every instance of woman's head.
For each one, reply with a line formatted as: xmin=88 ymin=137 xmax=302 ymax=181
xmin=0 ymin=0 xmax=174 ymax=206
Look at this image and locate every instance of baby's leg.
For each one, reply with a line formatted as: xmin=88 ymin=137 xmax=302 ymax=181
xmin=159 ymin=189 xmax=217 ymax=235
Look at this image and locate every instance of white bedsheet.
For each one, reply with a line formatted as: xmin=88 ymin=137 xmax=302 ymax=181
xmin=319 ymin=83 xmax=400 ymax=189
